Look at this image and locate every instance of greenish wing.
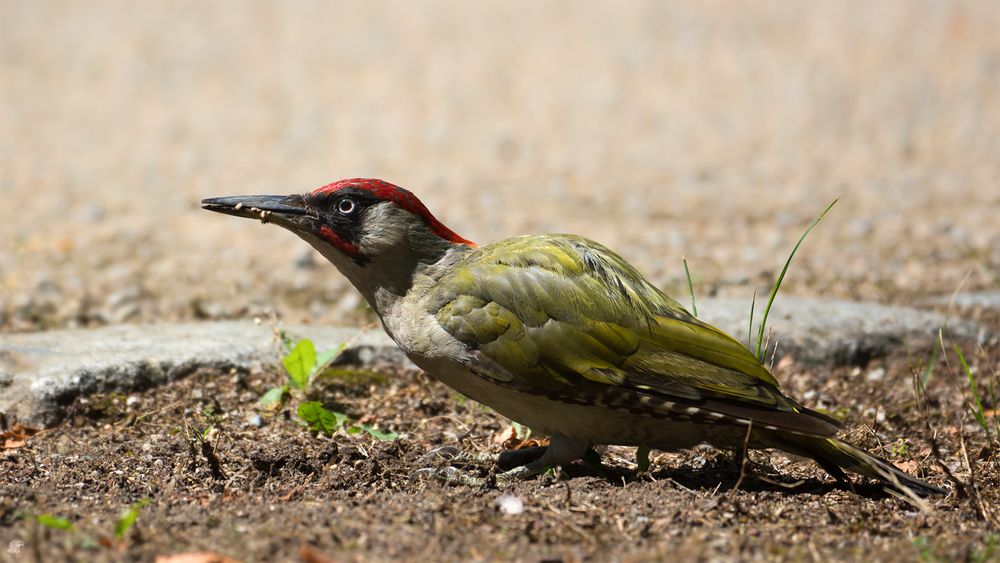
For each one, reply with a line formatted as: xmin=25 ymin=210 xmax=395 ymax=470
xmin=430 ymin=234 xmax=838 ymax=436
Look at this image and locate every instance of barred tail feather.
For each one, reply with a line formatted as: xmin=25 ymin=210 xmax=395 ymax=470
xmin=788 ymin=435 xmax=945 ymax=498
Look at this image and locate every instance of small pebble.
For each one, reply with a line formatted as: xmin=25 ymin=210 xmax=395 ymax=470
xmin=294 ymin=247 xmax=318 ymax=269
xmin=248 ymin=414 xmax=264 ymax=428
xmin=495 ymin=495 xmax=524 ymax=515
xmin=866 ymin=367 xmax=885 ymax=382
xmin=126 ymin=395 xmax=141 ymax=407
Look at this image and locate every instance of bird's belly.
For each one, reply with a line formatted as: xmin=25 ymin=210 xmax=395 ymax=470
xmin=408 ymin=354 xmax=709 ymax=450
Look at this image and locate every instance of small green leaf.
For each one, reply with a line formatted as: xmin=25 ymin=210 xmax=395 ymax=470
xmin=312 ymin=343 xmax=347 ymax=377
xmin=297 ymin=401 xmax=347 ymax=435
xmin=258 ymin=385 xmax=289 ymax=408
xmin=37 ymin=514 xmax=73 ymax=530
xmin=346 ymin=425 xmax=362 ymax=435
xmin=113 ymin=499 xmax=150 ymax=540
xmin=636 ymin=445 xmax=651 ymax=473
xmin=283 ymin=339 xmax=317 ymax=389
xmin=359 ymin=424 xmax=398 ymax=442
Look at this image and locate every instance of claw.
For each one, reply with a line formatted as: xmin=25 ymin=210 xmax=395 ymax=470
xmin=414 ymin=437 xmax=586 ymax=486
xmin=420 ymin=446 xmax=498 ymax=466
xmin=495 ymin=464 xmax=547 ymax=483
xmin=419 ymin=445 xmax=464 ymax=462
xmin=496 ymin=446 xmax=548 ymax=471
xmin=411 ymin=466 xmax=486 ymax=487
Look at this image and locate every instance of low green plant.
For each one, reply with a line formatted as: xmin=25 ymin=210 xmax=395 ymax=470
xmin=36 ymin=514 xmax=73 ymax=531
xmin=890 ymin=439 xmax=909 ymax=458
xmin=297 ymin=401 xmax=348 ymax=435
xmin=266 ymin=337 xmax=398 ymax=442
xmin=913 ymin=536 xmax=943 ymax=563
xmin=113 ymin=499 xmax=150 ymax=541
xmin=260 ymin=338 xmax=346 ymax=407
xmin=23 ymin=500 xmax=150 ymax=546
xmin=970 ymin=535 xmax=998 ymax=563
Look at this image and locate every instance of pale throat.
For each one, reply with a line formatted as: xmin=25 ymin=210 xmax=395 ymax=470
xmin=296 ymin=225 xmax=471 ymax=320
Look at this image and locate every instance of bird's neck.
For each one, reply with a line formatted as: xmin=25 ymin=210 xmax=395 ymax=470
xmin=300 ymin=230 xmax=473 ymax=320
xmin=356 ymin=241 xmax=472 ymax=318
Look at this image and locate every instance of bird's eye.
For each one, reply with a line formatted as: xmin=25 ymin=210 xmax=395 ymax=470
xmin=337 ymin=198 xmax=357 ymax=215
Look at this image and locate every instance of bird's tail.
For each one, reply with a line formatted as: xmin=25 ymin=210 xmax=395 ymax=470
xmin=781 ymin=434 xmax=945 ymax=498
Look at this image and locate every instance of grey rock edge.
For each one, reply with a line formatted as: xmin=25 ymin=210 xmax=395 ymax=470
xmin=0 ymin=297 xmax=991 ymax=428
xmin=921 ymin=290 xmax=1000 ymax=310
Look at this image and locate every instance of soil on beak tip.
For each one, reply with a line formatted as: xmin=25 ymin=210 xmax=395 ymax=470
xmin=2 ymin=338 xmax=999 ymax=562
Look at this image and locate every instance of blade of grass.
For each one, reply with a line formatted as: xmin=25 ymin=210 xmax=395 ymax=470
xmin=682 ymin=256 xmax=698 ymax=317
xmin=754 ymin=198 xmax=839 ymax=361
xmin=748 ymin=289 xmax=756 ymax=352
xmin=955 ymin=343 xmax=990 ymax=440
xmin=919 ymin=329 xmax=943 ymax=392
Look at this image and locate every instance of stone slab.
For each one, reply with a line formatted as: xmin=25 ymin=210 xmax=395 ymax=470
xmin=0 ymin=298 xmax=988 ymax=428
xmin=0 ymin=322 xmax=403 ymax=428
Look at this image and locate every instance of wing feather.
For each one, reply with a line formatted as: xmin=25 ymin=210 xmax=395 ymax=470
xmin=430 ymin=234 xmax=840 ymax=436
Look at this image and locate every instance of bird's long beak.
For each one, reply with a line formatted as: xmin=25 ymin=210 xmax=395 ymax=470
xmin=201 ymin=194 xmax=314 ymax=230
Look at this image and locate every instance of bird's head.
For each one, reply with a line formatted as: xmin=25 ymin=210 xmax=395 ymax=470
xmin=202 ymin=179 xmax=475 ymax=300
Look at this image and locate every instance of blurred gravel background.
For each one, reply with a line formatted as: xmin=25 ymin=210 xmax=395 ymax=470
xmin=2 ymin=0 xmax=998 ymax=332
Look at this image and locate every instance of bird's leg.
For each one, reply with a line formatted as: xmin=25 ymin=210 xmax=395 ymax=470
xmin=496 ymin=435 xmax=590 ymax=482
xmin=496 ymin=446 xmax=548 ymax=471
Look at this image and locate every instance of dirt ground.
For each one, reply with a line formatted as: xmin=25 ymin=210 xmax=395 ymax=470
xmin=1 ymin=309 xmax=999 ymax=562
xmin=3 ymin=1 xmax=1000 ymax=562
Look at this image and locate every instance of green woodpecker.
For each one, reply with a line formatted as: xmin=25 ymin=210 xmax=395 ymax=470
xmin=203 ymin=178 xmax=942 ymax=497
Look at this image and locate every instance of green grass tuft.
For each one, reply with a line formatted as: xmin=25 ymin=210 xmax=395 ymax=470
xmin=753 ymin=198 xmax=839 ymax=362
xmin=682 ymin=256 xmax=698 ymax=318
xmin=955 ymin=343 xmax=993 ymax=444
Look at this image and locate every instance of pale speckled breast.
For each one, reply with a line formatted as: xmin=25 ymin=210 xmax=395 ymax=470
xmin=403 ymin=352 xmax=718 ymax=450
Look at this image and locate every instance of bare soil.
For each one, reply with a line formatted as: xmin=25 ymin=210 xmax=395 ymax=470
xmin=2 ymin=309 xmax=998 ymax=562
xmin=3 ymin=2 xmax=999 ymax=561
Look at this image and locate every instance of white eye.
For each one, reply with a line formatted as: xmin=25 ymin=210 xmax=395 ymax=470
xmin=337 ymin=198 xmax=356 ymax=215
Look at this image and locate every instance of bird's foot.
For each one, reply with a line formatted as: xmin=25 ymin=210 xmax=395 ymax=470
xmin=419 ymin=445 xmax=498 ymax=466
xmin=410 ymin=445 xmax=494 ymax=486
xmin=495 ymin=437 xmax=593 ymax=484
xmin=411 ymin=445 xmax=549 ymax=486
xmin=412 ymin=436 xmax=591 ymax=486
xmin=411 ymin=465 xmax=487 ymax=487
